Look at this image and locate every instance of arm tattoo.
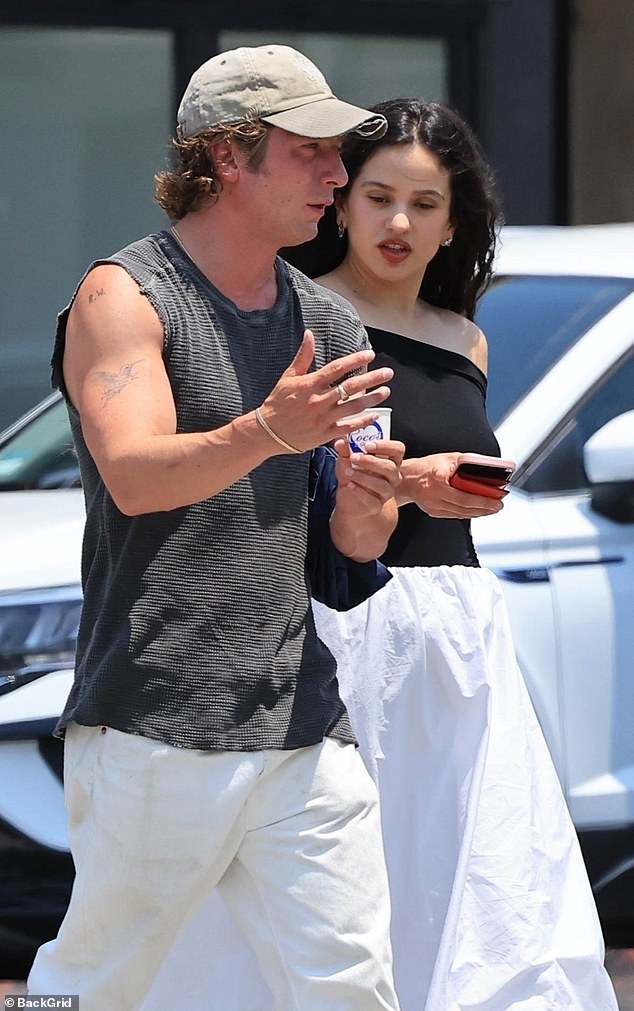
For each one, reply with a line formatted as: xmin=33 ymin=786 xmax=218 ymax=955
xmin=88 ymin=288 xmax=106 ymax=304
xmin=96 ymin=360 xmax=144 ymax=403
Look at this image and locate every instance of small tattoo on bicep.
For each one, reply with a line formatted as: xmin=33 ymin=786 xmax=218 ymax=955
xmin=96 ymin=360 xmax=144 ymax=403
xmin=88 ymin=288 xmax=106 ymax=304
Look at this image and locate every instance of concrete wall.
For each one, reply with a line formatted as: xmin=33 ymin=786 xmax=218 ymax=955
xmin=570 ymin=0 xmax=634 ymax=223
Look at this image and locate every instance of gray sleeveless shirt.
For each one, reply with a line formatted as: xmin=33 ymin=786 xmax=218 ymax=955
xmin=52 ymin=230 xmax=368 ymax=750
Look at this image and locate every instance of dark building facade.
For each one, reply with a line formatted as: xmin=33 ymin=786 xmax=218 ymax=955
xmin=1 ymin=0 xmax=632 ymax=426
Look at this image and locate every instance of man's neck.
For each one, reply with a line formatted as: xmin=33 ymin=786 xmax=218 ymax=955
xmin=171 ymin=210 xmax=279 ymax=311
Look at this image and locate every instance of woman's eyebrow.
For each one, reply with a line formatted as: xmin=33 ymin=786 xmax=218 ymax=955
xmin=360 ymin=179 xmax=447 ymax=199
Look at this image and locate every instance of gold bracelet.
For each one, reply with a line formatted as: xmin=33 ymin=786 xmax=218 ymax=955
xmin=254 ymin=407 xmax=302 ymax=454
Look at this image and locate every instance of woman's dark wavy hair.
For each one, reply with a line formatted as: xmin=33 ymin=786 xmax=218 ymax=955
xmin=284 ymin=99 xmax=503 ymax=320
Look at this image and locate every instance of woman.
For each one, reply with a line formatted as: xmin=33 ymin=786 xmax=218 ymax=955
xmin=284 ymin=98 xmax=618 ymax=1010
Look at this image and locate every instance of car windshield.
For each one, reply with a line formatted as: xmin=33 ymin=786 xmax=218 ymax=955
xmin=477 ymin=275 xmax=634 ymax=427
xmin=0 ymin=396 xmax=79 ymax=490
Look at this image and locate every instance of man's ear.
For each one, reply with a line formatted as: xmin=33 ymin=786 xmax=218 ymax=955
xmin=209 ymin=138 xmax=240 ymax=182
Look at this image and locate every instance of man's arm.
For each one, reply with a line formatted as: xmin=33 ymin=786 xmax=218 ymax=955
xmin=63 ymin=264 xmax=394 ymax=515
xmin=329 ymin=438 xmax=404 ymax=562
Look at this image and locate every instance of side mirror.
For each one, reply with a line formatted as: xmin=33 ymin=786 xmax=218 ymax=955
xmin=584 ymin=412 xmax=634 ymax=523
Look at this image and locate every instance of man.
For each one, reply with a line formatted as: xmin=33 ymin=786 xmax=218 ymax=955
xmin=28 ymin=44 xmax=403 ymax=1010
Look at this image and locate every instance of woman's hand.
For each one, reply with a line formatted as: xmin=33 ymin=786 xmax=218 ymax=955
xmin=399 ymin=452 xmax=505 ymax=518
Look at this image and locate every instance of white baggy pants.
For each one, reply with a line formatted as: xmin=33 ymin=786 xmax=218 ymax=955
xmin=28 ymin=724 xmax=400 ymax=1011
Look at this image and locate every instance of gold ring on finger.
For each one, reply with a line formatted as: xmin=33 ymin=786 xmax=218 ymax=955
xmin=337 ymin=383 xmax=351 ymax=403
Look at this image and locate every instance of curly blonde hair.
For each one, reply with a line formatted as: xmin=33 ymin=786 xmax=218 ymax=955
xmin=155 ymin=120 xmax=272 ymax=220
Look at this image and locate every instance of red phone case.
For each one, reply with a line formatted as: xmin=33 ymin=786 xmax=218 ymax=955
xmin=449 ymin=473 xmax=509 ymax=498
xmin=449 ymin=453 xmax=515 ymax=498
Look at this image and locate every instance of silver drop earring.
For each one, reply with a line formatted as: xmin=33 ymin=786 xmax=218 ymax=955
xmin=337 ymin=221 xmax=346 ymax=239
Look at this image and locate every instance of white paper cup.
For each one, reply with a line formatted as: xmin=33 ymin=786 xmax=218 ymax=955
xmin=346 ymin=407 xmax=392 ymax=452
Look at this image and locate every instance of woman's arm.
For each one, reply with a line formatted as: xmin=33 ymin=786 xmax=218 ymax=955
xmin=397 ymin=453 xmax=504 ymax=518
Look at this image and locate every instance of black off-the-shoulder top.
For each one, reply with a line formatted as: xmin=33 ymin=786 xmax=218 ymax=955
xmin=367 ymin=326 xmax=500 ymax=568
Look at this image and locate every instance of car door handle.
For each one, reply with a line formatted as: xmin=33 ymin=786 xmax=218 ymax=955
xmin=553 ymin=556 xmax=625 ymax=569
xmin=496 ymin=555 xmax=624 ymax=583
xmin=495 ymin=567 xmax=550 ymax=583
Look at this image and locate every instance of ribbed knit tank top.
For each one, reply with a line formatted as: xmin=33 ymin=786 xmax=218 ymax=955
xmin=51 ymin=231 xmax=369 ymax=750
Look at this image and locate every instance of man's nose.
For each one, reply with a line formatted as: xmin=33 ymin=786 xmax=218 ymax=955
xmin=324 ymin=151 xmax=348 ymax=188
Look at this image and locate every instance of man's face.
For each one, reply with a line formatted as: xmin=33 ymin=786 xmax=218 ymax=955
xmin=236 ymin=127 xmax=348 ymax=248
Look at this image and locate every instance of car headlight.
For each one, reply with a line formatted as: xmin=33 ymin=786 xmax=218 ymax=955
xmin=0 ymin=585 xmax=82 ymax=693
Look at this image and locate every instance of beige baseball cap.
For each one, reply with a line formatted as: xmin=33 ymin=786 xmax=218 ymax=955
xmin=177 ymin=44 xmax=387 ymax=140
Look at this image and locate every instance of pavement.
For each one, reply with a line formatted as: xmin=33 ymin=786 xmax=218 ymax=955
xmin=3 ymin=951 xmax=634 ymax=1007
xmin=607 ymin=949 xmax=634 ymax=1011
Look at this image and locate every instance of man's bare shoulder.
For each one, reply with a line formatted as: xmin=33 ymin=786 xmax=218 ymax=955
xmin=73 ymin=262 xmax=141 ymax=309
xmin=69 ymin=262 xmax=161 ymax=334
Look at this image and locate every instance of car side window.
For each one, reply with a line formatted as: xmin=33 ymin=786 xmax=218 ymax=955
xmin=520 ymin=349 xmax=634 ymax=493
xmin=479 ymin=276 xmax=634 ymax=428
xmin=0 ymin=397 xmax=79 ymax=491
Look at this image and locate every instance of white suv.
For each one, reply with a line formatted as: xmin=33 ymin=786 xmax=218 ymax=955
xmin=0 ymin=224 xmax=633 ymax=972
xmin=474 ymin=225 xmax=634 ymax=945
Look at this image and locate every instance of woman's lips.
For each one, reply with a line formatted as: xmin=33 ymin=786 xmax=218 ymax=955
xmin=378 ymin=240 xmax=411 ymax=263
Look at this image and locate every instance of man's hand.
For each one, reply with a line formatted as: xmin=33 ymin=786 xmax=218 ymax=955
xmin=64 ymin=275 xmax=393 ymax=515
xmin=329 ymin=437 xmax=405 ymax=562
xmin=256 ymin=330 xmax=394 ymax=453
xmin=399 ymin=452 xmax=505 ymax=517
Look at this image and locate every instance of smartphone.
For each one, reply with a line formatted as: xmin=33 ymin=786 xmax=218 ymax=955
xmin=449 ymin=452 xmax=516 ymax=499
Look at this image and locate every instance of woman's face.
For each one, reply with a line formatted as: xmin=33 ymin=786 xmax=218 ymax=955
xmin=338 ymin=142 xmax=454 ymax=286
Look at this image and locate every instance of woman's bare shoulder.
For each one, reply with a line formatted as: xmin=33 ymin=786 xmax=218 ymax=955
xmin=420 ymin=304 xmax=488 ymax=374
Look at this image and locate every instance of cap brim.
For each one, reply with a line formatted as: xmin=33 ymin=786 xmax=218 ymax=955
xmin=262 ymin=98 xmax=387 ymax=139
